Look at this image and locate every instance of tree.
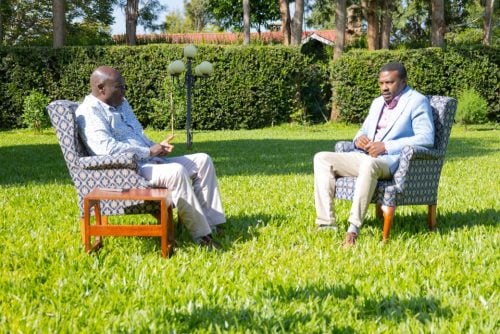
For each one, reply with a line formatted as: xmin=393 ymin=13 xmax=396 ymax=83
xmin=52 ymin=0 xmax=65 ymax=48
xmin=431 ymin=0 xmax=446 ymax=46
xmin=125 ymin=0 xmax=138 ymax=45
xmin=185 ymin=0 xmax=210 ymax=32
xmin=483 ymin=0 xmax=495 ymax=45
xmin=334 ymin=0 xmax=346 ymax=60
xmin=243 ymin=0 xmax=250 ymax=44
xmin=164 ymin=10 xmax=188 ymax=33
xmin=0 ymin=0 xmax=115 ymax=46
xmin=207 ymin=0 xmax=279 ymax=33
xmin=117 ymin=0 xmax=165 ymax=45
xmin=363 ymin=0 xmax=379 ymax=50
xmin=380 ymin=0 xmax=394 ymax=49
xmin=306 ymin=0 xmax=335 ymax=29
xmin=279 ymin=0 xmax=291 ymax=45
xmin=291 ymin=0 xmax=304 ymax=45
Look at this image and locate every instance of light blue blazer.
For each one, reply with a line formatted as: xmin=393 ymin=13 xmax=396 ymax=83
xmin=353 ymin=86 xmax=435 ymax=174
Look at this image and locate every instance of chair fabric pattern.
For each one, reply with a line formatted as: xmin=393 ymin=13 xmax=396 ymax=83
xmin=47 ymin=100 xmax=160 ymax=217
xmin=334 ymin=96 xmax=457 ymax=208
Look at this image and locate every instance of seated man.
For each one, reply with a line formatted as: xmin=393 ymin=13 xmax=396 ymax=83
xmin=76 ymin=65 xmax=226 ymax=248
xmin=314 ymin=62 xmax=435 ymax=247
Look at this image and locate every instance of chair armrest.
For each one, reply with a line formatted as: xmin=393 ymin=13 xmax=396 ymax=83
xmin=335 ymin=141 xmax=355 ymax=152
xmin=400 ymin=145 xmax=443 ymax=161
xmin=392 ymin=145 xmax=444 ymax=192
xmin=78 ymin=153 xmax=139 ymax=170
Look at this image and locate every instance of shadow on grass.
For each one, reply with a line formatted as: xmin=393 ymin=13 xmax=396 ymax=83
xmin=3 ymin=136 xmax=496 ymax=185
xmin=164 ymin=282 xmax=358 ymax=332
xmin=361 ymin=207 xmax=499 ymax=238
xmin=446 ymin=137 xmax=499 ymax=160
xmin=361 ymin=294 xmax=452 ymax=323
xmin=0 ymin=144 xmax=70 ymax=186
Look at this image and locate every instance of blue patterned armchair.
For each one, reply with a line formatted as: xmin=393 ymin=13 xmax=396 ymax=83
xmin=334 ymin=96 xmax=457 ymax=240
xmin=47 ymin=100 xmax=160 ymax=221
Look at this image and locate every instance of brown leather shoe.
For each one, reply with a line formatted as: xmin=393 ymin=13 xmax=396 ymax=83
xmin=196 ymin=234 xmax=222 ymax=250
xmin=342 ymin=232 xmax=358 ymax=248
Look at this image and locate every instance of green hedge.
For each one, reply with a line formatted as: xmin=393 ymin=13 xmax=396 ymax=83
xmin=0 ymin=44 xmax=497 ymax=130
xmin=0 ymin=45 xmax=328 ymax=130
xmin=332 ymin=47 xmax=499 ymax=123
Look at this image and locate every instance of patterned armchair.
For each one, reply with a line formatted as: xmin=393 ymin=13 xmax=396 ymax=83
xmin=47 ymin=100 xmax=160 ymax=220
xmin=334 ymin=96 xmax=457 ymax=240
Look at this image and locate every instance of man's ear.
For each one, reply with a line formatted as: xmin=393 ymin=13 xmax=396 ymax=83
xmin=97 ymin=83 xmax=105 ymax=93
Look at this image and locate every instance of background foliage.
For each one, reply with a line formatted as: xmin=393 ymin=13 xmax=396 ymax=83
xmin=0 ymin=44 xmax=498 ymax=130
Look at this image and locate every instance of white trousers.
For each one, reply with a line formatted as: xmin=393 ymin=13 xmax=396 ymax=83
xmin=313 ymin=151 xmax=391 ymax=228
xmin=140 ymin=153 xmax=226 ymax=240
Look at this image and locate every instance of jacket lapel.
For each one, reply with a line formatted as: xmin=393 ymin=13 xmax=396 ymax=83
xmin=378 ymin=88 xmax=413 ymax=141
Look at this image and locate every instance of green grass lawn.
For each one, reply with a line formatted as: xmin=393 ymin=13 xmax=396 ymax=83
xmin=0 ymin=123 xmax=498 ymax=333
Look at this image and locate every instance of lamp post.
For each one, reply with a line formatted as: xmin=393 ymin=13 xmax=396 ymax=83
xmin=167 ymin=45 xmax=213 ymax=150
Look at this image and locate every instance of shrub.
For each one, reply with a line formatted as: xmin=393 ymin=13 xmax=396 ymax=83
xmin=22 ymin=90 xmax=51 ymax=133
xmin=456 ymin=88 xmax=489 ymax=126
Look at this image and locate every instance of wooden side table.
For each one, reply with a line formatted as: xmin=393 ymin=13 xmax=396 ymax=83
xmin=83 ymin=188 xmax=174 ymax=257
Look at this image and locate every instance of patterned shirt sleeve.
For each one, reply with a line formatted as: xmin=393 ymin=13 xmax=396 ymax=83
xmin=75 ymin=95 xmax=151 ymax=160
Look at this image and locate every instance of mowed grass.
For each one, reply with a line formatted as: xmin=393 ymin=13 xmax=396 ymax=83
xmin=0 ymin=123 xmax=498 ymax=333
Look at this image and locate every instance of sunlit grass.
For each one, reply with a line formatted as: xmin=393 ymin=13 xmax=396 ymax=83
xmin=0 ymin=123 xmax=498 ymax=332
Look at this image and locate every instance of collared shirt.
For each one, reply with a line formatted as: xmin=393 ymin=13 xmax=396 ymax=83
xmin=374 ymin=91 xmax=403 ymax=142
xmin=75 ymin=94 xmax=153 ymax=161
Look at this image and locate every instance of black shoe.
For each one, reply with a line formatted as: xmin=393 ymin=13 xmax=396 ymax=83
xmin=211 ymin=224 xmax=226 ymax=235
xmin=196 ymin=234 xmax=222 ymax=250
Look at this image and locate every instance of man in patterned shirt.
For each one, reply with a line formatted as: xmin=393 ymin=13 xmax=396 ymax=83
xmin=76 ymin=66 xmax=225 ymax=249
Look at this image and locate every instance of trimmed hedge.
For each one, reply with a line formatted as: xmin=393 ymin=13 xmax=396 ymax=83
xmin=0 ymin=45 xmax=328 ymax=130
xmin=332 ymin=47 xmax=499 ymax=123
xmin=0 ymin=44 xmax=497 ymax=130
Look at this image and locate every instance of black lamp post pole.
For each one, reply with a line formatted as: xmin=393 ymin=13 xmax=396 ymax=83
xmin=185 ymin=57 xmax=194 ymax=150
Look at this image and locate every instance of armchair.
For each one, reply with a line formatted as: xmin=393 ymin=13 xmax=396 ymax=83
xmin=47 ymin=100 xmax=166 ymax=251
xmin=334 ymin=96 xmax=457 ymax=240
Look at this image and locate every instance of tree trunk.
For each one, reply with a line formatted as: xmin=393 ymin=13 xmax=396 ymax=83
xmin=431 ymin=0 xmax=445 ymax=47
xmin=364 ymin=0 xmax=379 ymax=50
xmin=380 ymin=0 xmax=393 ymax=49
xmin=334 ymin=0 xmax=346 ymax=60
xmin=243 ymin=0 xmax=250 ymax=45
xmin=291 ymin=0 xmax=304 ymax=46
xmin=126 ymin=0 xmax=139 ymax=46
xmin=0 ymin=0 xmax=4 ymax=43
xmin=483 ymin=0 xmax=495 ymax=46
xmin=279 ymin=0 xmax=291 ymax=45
xmin=52 ymin=0 xmax=65 ymax=48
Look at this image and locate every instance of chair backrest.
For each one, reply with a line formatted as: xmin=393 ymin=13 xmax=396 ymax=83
xmin=47 ymin=100 xmax=87 ymax=179
xmin=428 ymin=96 xmax=457 ymax=155
xmin=48 ymin=100 xmax=158 ymax=217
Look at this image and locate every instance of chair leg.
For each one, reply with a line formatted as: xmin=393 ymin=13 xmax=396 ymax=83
xmin=382 ymin=205 xmax=396 ymax=242
xmin=428 ymin=204 xmax=437 ymax=231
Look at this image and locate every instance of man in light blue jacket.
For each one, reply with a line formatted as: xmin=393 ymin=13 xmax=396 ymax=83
xmin=314 ymin=62 xmax=435 ymax=247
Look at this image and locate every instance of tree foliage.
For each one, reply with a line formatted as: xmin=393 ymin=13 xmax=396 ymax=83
xmin=207 ymin=0 xmax=280 ymax=32
xmin=0 ymin=0 xmax=116 ymax=46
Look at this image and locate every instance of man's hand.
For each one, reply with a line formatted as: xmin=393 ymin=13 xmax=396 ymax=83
xmin=364 ymin=141 xmax=386 ymax=157
xmin=149 ymin=144 xmax=166 ymax=157
xmin=150 ymin=135 xmax=175 ymax=157
xmin=355 ymin=135 xmax=371 ymax=150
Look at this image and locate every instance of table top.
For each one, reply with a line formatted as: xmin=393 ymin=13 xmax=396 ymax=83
xmin=85 ymin=188 xmax=170 ymax=201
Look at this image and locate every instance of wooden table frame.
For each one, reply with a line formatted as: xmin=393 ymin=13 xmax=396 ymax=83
xmin=83 ymin=188 xmax=174 ymax=257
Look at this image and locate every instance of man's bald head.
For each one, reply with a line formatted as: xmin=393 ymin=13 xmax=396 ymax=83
xmin=89 ymin=66 xmax=126 ymax=107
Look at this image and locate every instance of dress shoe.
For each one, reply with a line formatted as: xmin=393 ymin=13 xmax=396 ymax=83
xmin=195 ymin=234 xmax=222 ymax=250
xmin=211 ymin=224 xmax=225 ymax=235
xmin=342 ymin=232 xmax=358 ymax=248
